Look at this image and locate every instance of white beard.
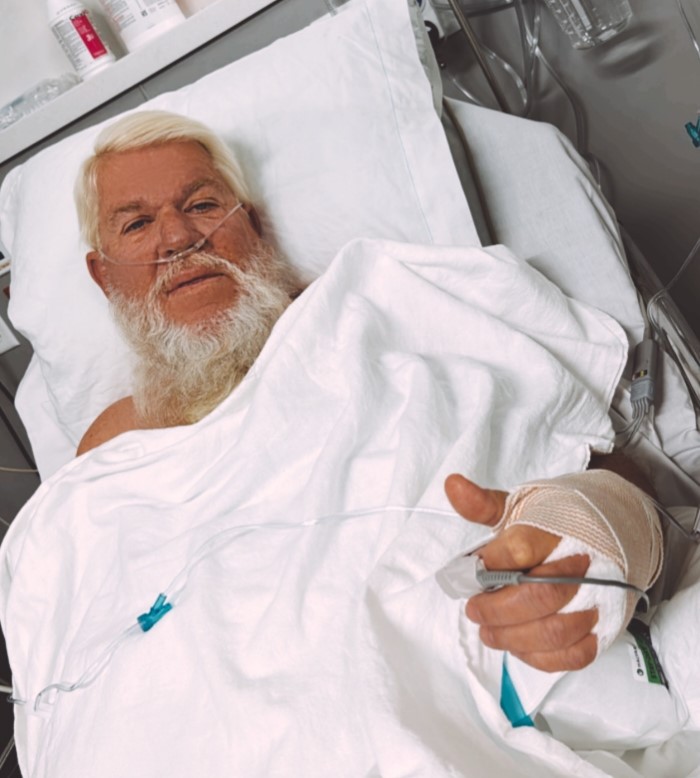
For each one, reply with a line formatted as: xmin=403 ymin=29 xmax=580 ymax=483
xmin=109 ymin=246 xmax=300 ymax=428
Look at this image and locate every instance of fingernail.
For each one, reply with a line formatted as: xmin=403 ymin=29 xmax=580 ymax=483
xmin=480 ymin=626 xmax=495 ymax=647
xmin=465 ymin=599 xmax=480 ymax=623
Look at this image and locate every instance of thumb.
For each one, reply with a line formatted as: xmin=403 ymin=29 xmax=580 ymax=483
xmin=445 ymin=473 xmax=508 ymax=527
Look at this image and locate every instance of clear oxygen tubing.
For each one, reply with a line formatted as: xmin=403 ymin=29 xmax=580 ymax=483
xmin=633 ymin=5 xmax=700 ymax=410
xmin=0 ymin=736 xmax=15 ymax=773
xmin=8 ymin=501 xmax=659 ymax=714
xmin=512 ymin=0 xmax=602 ymax=182
xmin=419 ymin=1 xmax=525 ymax=111
xmin=437 ymin=2 xmax=699 ymax=446
xmin=677 ymin=0 xmax=700 ymax=62
xmin=438 ymin=1 xmax=535 ymax=112
xmin=446 ymin=41 xmax=531 ymax=112
xmin=447 ymin=2 xmax=700 ymax=434
xmin=617 ymin=226 xmax=700 ymax=442
xmin=650 ymin=496 xmax=700 ymax=544
xmin=443 ymin=0 xmax=513 ymax=112
xmin=646 ymin=235 xmax=700 ymax=347
xmin=435 ymin=2 xmax=700 ymax=511
xmin=98 ymin=202 xmax=244 ymax=267
xmin=431 ymin=0 xmax=515 ymax=15
xmin=0 ymin=380 xmax=38 ymax=472
xmin=437 ymin=0 xmax=601 ymax=183
xmin=645 ymin=236 xmax=700 ymax=414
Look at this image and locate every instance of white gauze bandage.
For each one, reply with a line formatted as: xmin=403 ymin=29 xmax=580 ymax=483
xmin=494 ymin=470 xmax=663 ymax=655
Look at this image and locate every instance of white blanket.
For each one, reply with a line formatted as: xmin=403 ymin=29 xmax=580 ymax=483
xmin=1 ymin=239 xmax=630 ymax=777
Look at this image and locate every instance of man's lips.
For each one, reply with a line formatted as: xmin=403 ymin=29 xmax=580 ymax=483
xmin=166 ymin=270 xmax=228 ymax=294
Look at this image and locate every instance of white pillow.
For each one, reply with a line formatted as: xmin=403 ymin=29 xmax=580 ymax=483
xmin=0 ymin=0 xmax=479 ymax=478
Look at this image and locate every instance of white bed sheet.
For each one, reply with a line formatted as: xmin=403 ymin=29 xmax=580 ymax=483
xmin=2 ymin=239 xmax=630 ymax=777
xmin=0 ymin=0 xmax=699 ymax=772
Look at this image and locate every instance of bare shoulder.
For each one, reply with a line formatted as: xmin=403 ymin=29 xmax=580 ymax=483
xmin=76 ymin=397 xmax=142 ymax=456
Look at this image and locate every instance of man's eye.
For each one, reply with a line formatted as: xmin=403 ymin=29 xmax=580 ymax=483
xmin=187 ymin=201 xmax=220 ymax=214
xmin=123 ymin=218 xmax=150 ymax=234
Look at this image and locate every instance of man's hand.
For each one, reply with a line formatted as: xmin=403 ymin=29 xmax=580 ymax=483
xmin=445 ymin=473 xmax=598 ymax=672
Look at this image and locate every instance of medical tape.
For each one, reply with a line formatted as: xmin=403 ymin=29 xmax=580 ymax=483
xmin=493 ymin=470 xmax=663 ymax=654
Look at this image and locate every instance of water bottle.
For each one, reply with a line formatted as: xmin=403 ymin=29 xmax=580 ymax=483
xmin=540 ymin=0 xmax=633 ymax=49
xmin=47 ymin=0 xmax=116 ymax=79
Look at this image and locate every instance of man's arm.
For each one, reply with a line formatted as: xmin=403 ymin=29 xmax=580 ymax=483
xmin=445 ymin=450 xmax=662 ymax=672
xmin=589 ymin=450 xmax=655 ymax=496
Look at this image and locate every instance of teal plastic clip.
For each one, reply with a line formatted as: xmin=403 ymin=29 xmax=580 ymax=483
xmin=500 ymin=660 xmax=534 ymax=728
xmin=685 ymin=117 xmax=700 ymax=147
xmin=137 ymin=593 xmax=173 ymax=632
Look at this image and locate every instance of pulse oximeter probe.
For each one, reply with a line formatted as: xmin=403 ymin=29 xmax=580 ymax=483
xmin=436 ymin=553 xmax=650 ymax=609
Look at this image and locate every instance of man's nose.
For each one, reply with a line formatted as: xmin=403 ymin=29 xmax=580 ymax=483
xmin=156 ymin=208 xmax=202 ymax=259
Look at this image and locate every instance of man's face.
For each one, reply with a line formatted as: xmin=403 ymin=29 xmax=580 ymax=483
xmin=87 ymin=141 xmax=264 ymax=328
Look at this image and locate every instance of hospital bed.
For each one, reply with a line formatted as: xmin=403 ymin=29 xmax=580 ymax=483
xmin=0 ymin=0 xmax=699 ymax=775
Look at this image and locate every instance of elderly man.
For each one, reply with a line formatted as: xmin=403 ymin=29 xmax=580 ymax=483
xmin=75 ymin=114 xmax=303 ymax=451
xmin=73 ymin=109 xmax=662 ymax=677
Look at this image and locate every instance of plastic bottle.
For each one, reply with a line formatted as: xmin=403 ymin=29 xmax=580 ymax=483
xmin=0 ymin=74 xmax=80 ymax=130
xmin=540 ymin=0 xmax=633 ymax=49
xmin=47 ymin=0 xmax=116 ymax=80
xmin=97 ymin=0 xmax=186 ymax=53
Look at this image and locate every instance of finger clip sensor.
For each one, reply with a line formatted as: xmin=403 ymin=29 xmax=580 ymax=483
xmin=435 ymin=552 xmax=650 ymax=608
xmin=436 ymin=553 xmax=491 ymax=599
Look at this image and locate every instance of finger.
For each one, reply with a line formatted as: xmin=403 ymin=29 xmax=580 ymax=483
xmin=478 ymin=524 xmax=561 ymax=571
xmin=511 ymin=632 xmax=598 ymax=673
xmin=444 ymin=474 xmax=507 ymax=527
xmin=466 ymin=553 xmax=591 ymax=627
xmin=479 ymin=608 xmax=598 ymax=654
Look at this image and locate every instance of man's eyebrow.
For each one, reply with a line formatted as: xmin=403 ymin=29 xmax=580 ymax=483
xmin=107 ymin=200 xmax=148 ymax=227
xmin=181 ymin=177 xmax=231 ymax=199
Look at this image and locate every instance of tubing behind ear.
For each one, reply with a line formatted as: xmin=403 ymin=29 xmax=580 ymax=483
xmin=244 ymin=203 xmax=263 ymax=236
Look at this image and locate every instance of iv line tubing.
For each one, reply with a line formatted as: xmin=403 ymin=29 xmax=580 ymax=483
xmin=17 ymin=505 xmax=456 ymax=712
xmin=11 ymin=502 xmax=662 ymax=714
xmin=445 ymin=0 xmax=512 ymax=112
xmin=678 ymin=0 xmax=700 ymax=61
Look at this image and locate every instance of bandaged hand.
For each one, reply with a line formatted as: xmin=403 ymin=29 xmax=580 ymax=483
xmin=444 ymin=469 xmax=663 ymax=673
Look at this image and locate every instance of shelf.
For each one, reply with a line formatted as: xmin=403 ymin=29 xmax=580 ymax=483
xmin=0 ymin=0 xmax=277 ymax=166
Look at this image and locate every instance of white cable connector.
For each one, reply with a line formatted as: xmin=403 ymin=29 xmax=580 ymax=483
xmin=630 ymin=338 xmax=658 ymax=406
xmin=617 ymin=338 xmax=659 ymax=446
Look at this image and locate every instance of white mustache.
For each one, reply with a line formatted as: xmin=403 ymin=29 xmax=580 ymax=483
xmin=151 ymin=251 xmax=243 ymax=299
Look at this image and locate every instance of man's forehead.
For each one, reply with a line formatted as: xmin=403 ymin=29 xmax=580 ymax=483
xmin=95 ymin=141 xmax=232 ymax=209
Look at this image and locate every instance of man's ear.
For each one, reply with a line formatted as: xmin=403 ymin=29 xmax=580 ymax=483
xmin=244 ymin=204 xmax=263 ymax=236
xmin=86 ymin=250 xmax=111 ymax=298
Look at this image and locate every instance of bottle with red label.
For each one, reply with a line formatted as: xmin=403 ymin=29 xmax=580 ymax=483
xmin=47 ymin=0 xmax=116 ymax=80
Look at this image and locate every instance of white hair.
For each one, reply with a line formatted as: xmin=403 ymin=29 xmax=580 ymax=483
xmin=74 ymin=110 xmax=252 ymax=250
